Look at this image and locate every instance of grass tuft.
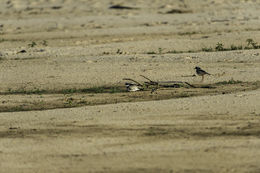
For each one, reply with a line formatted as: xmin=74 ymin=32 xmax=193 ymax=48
xmin=28 ymin=41 xmax=37 ymax=47
xmin=215 ymin=42 xmax=225 ymax=51
xmin=201 ymin=47 xmax=213 ymax=52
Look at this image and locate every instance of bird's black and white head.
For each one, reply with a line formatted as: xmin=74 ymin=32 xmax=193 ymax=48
xmin=195 ymin=66 xmax=201 ymax=70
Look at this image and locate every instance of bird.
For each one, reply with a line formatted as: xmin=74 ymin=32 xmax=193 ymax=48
xmin=195 ymin=66 xmax=210 ymax=82
xmin=125 ymin=83 xmax=142 ymax=92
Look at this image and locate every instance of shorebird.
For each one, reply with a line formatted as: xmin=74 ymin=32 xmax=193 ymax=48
xmin=195 ymin=66 xmax=210 ymax=82
xmin=125 ymin=83 xmax=142 ymax=92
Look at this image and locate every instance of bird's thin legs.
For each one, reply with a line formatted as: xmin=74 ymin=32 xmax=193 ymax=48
xmin=201 ymin=75 xmax=204 ymax=82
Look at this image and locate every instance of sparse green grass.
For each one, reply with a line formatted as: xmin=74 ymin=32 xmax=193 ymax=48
xmin=4 ymin=80 xmax=254 ymax=96
xmin=28 ymin=41 xmax=37 ymax=47
xmin=215 ymin=79 xmax=243 ymax=85
xmin=80 ymin=86 xmax=124 ymax=93
xmin=201 ymin=47 xmax=213 ymax=52
xmin=147 ymin=39 xmax=260 ymax=55
xmin=166 ymin=50 xmax=183 ymax=54
xmin=178 ymin=31 xmax=198 ymax=36
xmin=147 ymin=48 xmax=164 ymax=54
xmin=3 ymin=86 xmax=126 ymax=95
xmin=1 ymin=81 xmax=259 ymax=113
xmin=202 ymin=39 xmax=260 ymax=52
xmin=62 ymin=88 xmax=78 ymax=94
xmin=230 ymin=44 xmax=243 ymax=50
xmin=0 ymin=38 xmax=7 ymax=43
xmin=143 ymin=127 xmax=169 ymax=136
xmin=5 ymin=88 xmax=47 ymax=95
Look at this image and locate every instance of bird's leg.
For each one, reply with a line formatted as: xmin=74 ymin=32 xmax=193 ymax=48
xmin=201 ymin=75 xmax=204 ymax=82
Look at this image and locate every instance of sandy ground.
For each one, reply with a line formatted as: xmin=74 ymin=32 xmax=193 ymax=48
xmin=0 ymin=0 xmax=260 ymax=172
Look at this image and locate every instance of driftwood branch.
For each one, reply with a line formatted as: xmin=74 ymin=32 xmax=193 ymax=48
xmin=140 ymin=75 xmax=158 ymax=85
xmin=123 ymin=75 xmax=196 ymax=93
xmin=123 ymin=78 xmax=143 ymax=86
xmin=140 ymin=75 xmax=195 ymax=88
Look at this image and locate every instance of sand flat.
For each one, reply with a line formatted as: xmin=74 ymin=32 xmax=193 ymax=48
xmin=0 ymin=0 xmax=260 ymax=172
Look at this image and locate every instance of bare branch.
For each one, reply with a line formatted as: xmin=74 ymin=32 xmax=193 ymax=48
xmin=140 ymin=75 xmax=158 ymax=85
xmin=122 ymin=78 xmax=143 ymax=86
xmin=123 ymin=75 xmax=196 ymax=92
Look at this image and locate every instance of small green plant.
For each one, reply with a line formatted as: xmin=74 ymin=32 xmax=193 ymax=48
xmin=116 ymin=49 xmax=123 ymax=54
xmin=158 ymin=48 xmax=163 ymax=54
xmin=215 ymin=42 xmax=224 ymax=51
xmin=28 ymin=41 xmax=37 ymax=47
xmin=65 ymin=97 xmax=74 ymax=106
xmin=245 ymin=38 xmax=259 ymax=49
xmin=246 ymin=39 xmax=254 ymax=45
